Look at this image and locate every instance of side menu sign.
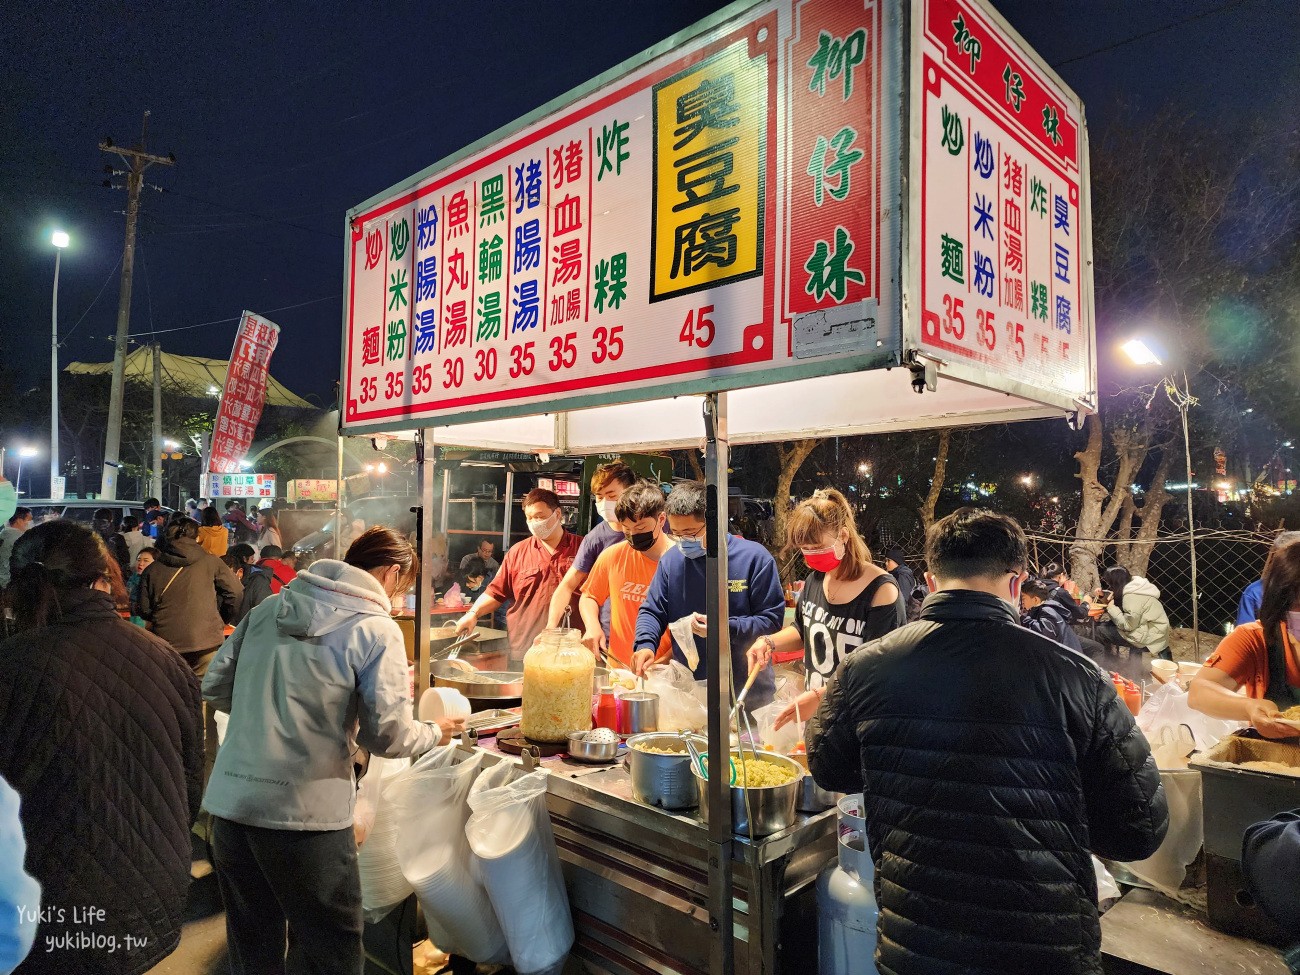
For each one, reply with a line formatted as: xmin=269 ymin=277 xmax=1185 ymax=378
xmin=342 ymin=0 xmax=899 ymax=432
xmin=914 ymin=0 xmax=1092 ymax=404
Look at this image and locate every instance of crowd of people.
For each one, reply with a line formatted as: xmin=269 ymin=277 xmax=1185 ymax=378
xmin=1 ymin=467 xmax=1298 ymax=974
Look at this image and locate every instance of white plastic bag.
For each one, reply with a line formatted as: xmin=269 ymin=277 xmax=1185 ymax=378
xmin=645 ymin=661 xmax=708 ymax=733
xmin=1092 ymin=856 xmax=1120 ymax=906
xmin=357 ymin=756 xmax=416 ymax=920
xmin=467 ymin=769 xmax=574 ymax=975
xmin=1123 ymin=769 xmax=1204 ymax=897
xmin=390 ymin=746 xmax=508 ymax=964
xmin=1137 ymin=680 xmax=1243 ymax=752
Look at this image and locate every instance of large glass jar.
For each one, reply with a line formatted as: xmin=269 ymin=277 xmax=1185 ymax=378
xmin=521 ymin=627 xmax=596 ymax=742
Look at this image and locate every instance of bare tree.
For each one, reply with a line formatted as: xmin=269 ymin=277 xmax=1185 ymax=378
xmin=918 ymin=429 xmax=951 ymax=531
xmin=772 ymin=438 xmax=821 ymax=583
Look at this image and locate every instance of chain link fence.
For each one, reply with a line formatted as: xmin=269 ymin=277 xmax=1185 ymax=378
xmin=871 ymin=524 xmax=1276 ymax=637
xmin=1025 ymin=530 xmax=1275 ymax=635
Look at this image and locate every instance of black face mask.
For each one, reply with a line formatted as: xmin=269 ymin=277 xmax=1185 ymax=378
xmin=627 ymin=529 xmax=657 ymax=552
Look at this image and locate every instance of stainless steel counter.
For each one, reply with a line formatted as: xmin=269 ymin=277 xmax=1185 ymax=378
xmin=473 ymin=739 xmax=837 ymax=975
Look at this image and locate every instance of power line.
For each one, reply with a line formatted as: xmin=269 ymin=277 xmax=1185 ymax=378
xmin=59 ymin=254 xmax=123 ymax=347
xmin=1054 ymin=0 xmax=1261 ymax=66
xmin=124 ymin=293 xmax=342 ymax=339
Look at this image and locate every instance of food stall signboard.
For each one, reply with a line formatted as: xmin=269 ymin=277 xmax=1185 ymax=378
xmin=911 ymin=0 xmax=1093 ymax=405
xmin=288 ymin=478 xmax=339 ymax=503
xmin=207 ymin=472 xmax=276 ymax=500
xmin=342 ymin=0 xmax=901 ymax=433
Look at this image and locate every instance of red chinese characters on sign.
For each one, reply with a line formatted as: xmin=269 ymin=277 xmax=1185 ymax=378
xmin=209 ymin=312 xmax=281 ymax=474
xmin=786 ymin=0 xmax=877 ymax=317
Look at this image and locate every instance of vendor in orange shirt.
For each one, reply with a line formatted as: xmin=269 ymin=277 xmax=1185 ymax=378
xmin=1189 ymin=536 xmax=1300 ymax=738
xmin=578 ymin=480 xmax=673 ymax=669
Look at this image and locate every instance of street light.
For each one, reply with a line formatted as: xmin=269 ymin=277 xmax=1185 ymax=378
xmin=1123 ymin=335 xmax=1201 ymax=651
xmin=51 ymin=230 xmax=69 ymax=495
xmin=1019 ymin=474 xmax=1034 ymax=488
xmin=14 ymin=446 xmax=38 ymax=497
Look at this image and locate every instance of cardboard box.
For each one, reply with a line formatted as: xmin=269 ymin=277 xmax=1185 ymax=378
xmin=1190 ymin=734 xmax=1300 ymax=945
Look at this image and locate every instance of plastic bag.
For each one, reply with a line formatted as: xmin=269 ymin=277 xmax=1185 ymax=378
xmin=749 ymin=676 xmax=804 ymax=753
xmin=1137 ymin=680 xmax=1243 ymax=752
xmin=1123 ymin=769 xmax=1204 ymax=896
xmin=467 ymin=769 xmax=574 ymax=975
xmin=1092 ymin=856 xmax=1120 ymax=906
xmin=357 ymin=756 xmax=416 ymax=920
xmin=645 ymin=661 xmax=707 ymax=733
xmin=390 ymin=746 xmax=508 ymax=964
xmin=354 ymin=753 xmax=384 ymax=848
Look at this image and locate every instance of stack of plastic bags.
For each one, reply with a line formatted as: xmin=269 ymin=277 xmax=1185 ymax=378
xmin=391 ymin=747 xmax=508 ymax=965
xmin=357 ymin=756 xmax=415 ymax=920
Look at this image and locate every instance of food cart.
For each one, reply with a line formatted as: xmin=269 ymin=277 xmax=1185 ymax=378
xmin=337 ymin=0 xmax=1096 ymax=970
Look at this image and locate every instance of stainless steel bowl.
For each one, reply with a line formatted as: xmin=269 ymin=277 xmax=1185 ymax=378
xmin=567 ymin=732 xmax=621 ymax=763
xmin=692 ymin=749 xmax=801 ymax=837
xmin=625 ymin=734 xmax=701 ymax=810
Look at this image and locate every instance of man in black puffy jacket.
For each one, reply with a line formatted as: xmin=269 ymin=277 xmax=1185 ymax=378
xmin=808 ymin=509 xmax=1167 ymax=975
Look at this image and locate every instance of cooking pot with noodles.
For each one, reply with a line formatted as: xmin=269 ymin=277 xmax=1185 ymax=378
xmin=521 ymin=628 xmax=595 ymax=742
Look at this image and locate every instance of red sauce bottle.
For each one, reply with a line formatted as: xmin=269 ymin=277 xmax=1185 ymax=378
xmin=594 ymin=686 xmax=618 ymax=731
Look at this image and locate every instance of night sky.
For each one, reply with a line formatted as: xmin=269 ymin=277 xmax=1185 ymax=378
xmin=2 ymin=0 xmax=1296 ymax=407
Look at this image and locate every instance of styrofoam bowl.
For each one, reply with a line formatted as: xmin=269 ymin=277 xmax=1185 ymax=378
xmin=1177 ymin=661 xmax=1203 ymax=678
xmin=419 ymin=687 xmax=471 ymax=722
xmin=1151 ymin=659 xmax=1178 ymax=682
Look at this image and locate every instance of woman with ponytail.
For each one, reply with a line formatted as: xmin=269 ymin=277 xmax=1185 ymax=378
xmin=0 ymin=520 xmax=202 ymax=975
xmin=746 ymin=488 xmax=905 ymax=729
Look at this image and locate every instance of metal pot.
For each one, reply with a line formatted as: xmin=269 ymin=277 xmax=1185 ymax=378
xmin=692 ymin=749 xmax=801 ymax=837
xmin=625 ymin=734 xmax=700 ymax=810
xmin=797 ymin=773 xmax=842 ymax=813
xmin=617 ymin=692 xmax=659 ymax=735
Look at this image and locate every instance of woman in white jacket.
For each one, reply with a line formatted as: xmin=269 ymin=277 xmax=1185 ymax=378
xmin=1097 ymin=565 xmax=1172 ymax=660
xmin=0 ymin=775 xmax=39 ymax=975
xmin=202 ymin=526 xmax=464 ymax=975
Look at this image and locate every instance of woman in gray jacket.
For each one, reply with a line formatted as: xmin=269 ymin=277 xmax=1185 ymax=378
xmin=202 ymin=526 xmax=464 ymax=975
xmin=1097 ymin=565 xmax=1172 ymax=660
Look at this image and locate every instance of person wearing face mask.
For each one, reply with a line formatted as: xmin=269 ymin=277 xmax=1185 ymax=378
xmin=805 ymin=508 xmax=1167 ymax=975
xmin=547 ymin=461 xmax=638 ymax=631
xmin=746 ymin=488 xmax=904 ymax=730
xmin=202 ymin=526 xmax=460 ymax=975
xmin=1190 ymin=536 xmax=1300 ymax=738
xmin=629 ymin=481 xmax=784 ymax=707
xmin=579 ymin=480 xmax=675 ymax=667
xmin=454 ymin=488 xmax=582 ymax=659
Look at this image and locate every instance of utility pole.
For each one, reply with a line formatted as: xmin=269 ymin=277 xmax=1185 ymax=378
xmin=100 ymin=111 xmax=174 ymax=500
xmin=152 ymin=342 xmax=164 ymax=502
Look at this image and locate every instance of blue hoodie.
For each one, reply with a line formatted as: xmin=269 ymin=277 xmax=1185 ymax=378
xmin=634 ymin=536 xmax=784 ymax=709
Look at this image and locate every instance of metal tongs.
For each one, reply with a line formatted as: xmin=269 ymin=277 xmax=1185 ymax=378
xmin=439 ymin=622 xmax=478 ymax=671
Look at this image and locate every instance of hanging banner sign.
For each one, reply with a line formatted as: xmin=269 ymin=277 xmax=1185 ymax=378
xmin=342 ymin=0 xmax=902 ymax=432
xmin=210 ymin=311 xmax=281 ymax=473
xmin=913 ymin=0 xmax=1092 ymax=403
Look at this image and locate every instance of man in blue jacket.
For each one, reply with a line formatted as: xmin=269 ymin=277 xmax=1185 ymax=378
xmin=1238 ymin=531 xmax=1300 ymax=625
xmin=630 ymin=481 xmax=783 ymax=709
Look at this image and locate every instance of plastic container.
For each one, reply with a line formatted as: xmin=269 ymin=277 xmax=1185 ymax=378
xmin=521 ymin=627 xmax=595 ymax=743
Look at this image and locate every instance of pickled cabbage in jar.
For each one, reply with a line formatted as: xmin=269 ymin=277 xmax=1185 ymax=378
xmin=521 ymin=628 xmax=595 ymax=742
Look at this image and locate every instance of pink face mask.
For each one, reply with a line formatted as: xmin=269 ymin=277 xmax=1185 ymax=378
xmin=1287 ymin=611 xmax=1300 ymax=640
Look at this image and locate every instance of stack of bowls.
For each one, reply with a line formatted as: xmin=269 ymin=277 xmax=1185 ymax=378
xmin=357 ymin=764 xmax=415 ymax=914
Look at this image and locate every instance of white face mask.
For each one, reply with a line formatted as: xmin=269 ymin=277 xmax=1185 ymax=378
xmin=527 ymin=511 xmax=559 ymax=539
xmin=595 ymin=499 xmax=618 ymax=525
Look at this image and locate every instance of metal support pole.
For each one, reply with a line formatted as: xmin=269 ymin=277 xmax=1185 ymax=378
xmin=414 ymin=429 xmax=437 ymax=704
xmin=51 ymin=248 xmax=61 ymax=492
xmin=703 ymin=391 xmax=734 ymax=975
xmin=502 ymin=469 xmax=515 ymax=553
xmin=1178 ymin=372 xmax=1198 ymax=655
xmin=151 ymin=343 xmax=164 ymax=502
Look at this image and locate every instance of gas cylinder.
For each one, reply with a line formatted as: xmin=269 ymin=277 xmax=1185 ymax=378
xmin=818 ymin=803 xmax=879 ymax=974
